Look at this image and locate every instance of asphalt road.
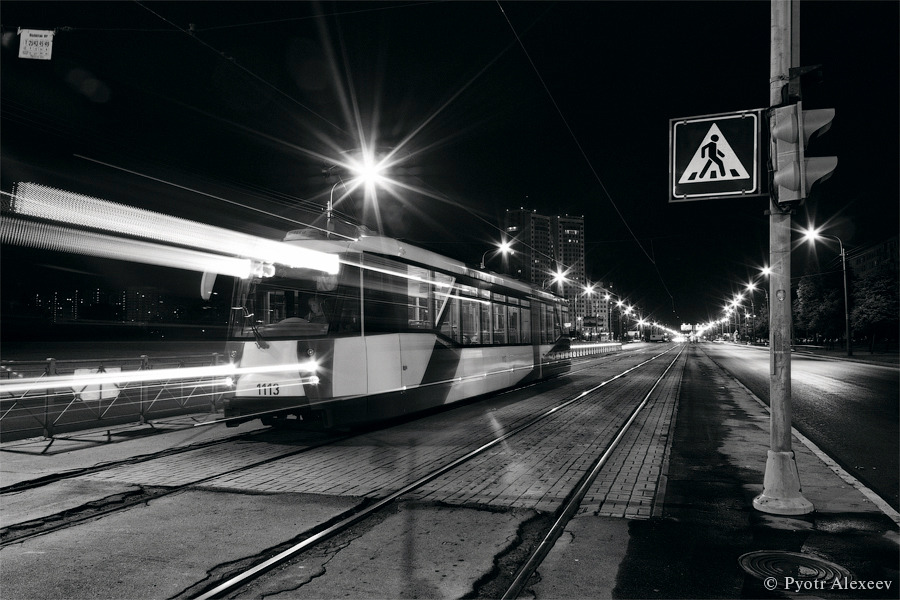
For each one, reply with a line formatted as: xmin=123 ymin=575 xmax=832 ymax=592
xmin=698 ymin=342 xmax=899 ymax=512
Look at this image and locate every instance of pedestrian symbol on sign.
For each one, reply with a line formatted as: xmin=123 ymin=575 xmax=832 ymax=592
xmin=678 ymin=124 xmax=750 ymax=184
xmin=669 ymin=108 xmax=764 ymax=203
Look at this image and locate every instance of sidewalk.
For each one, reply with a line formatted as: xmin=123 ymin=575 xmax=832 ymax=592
xmin=531 ymin=344 xmax=899 ymax=599
xmin=793 ymin=343 xmax=900 ymax=366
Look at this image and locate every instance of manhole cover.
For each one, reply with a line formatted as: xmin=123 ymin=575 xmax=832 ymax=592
xmin=739 ymin=551 xmax=852 ymax=589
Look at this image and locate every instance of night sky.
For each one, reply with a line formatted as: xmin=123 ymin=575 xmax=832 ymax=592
xmin=1 ymin=1 xmax=897 ymax=328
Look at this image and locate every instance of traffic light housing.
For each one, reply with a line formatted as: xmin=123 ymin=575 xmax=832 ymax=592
xmin=769 ymin=101 xmax=838 ymax=204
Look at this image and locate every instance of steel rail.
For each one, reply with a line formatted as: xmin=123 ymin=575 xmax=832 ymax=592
xmin=192 ymin=345 xmax=679 ymax=600
xmin=501 ymin=344 xmax=686 ymax=599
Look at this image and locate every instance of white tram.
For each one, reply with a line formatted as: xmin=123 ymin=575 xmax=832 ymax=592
xmin=223 ymin=224 xmax=571 ymax=429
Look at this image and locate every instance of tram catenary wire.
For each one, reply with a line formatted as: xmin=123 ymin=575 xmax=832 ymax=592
xmin=192 ymin=344 xmax=683 ymax=600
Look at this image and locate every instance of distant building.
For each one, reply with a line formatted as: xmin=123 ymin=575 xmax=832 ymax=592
xmin=505 ymin=208 xmax=597 ymax=334
xmin=849 ymin=235 xmax=899 ymax=279
xmin=52 ymin=289 xmax=80 ymax=322
xmin=504 ymin=209 xmax=554 ymax=284
xmin=125 ymin=287 xmax=161 ymax=323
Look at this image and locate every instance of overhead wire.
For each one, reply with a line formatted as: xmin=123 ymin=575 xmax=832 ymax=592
xmin=73 ymin=155 xmax=357 ymax=241
xmin=133 ymin=0 xmax=348 ymax=137
xmin=495 ymin=1 xmax=678 ymax=314
xmin=192 ymin=2 xmax=441 ymax=32
xmin=6 ymin=3 xmax=659 ymax=315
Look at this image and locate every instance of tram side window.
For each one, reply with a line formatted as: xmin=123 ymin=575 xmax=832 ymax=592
xmin=540 ymin=303 xmax=553 ymax=344
xmin=557 ymin=304 xmax=568 ymax=338
xmin=508 ymin=305 xmax=520 ymax=344
xmin=407 ymin=266 xmax=432 ymax=329
xmin=440 ymin=294 xmax=462 ymax=343
xmin=492 ymin=303 xmax=507 ymax=344
xmin=460 ymin=297 xmax=481 ymax=344
xmin=480 ymin=302 xmax=492 ymax=345
xmin=363 ymin=266 xmax=408 ymax=333
xmin=548 ymin=304 xmax=560 ymax=341
xmin=520 ymin=301 xmax=531 ymax=344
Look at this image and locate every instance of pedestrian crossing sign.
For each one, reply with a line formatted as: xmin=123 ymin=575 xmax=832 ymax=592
xmin=669 ymin=109 xmax=766 ymax=202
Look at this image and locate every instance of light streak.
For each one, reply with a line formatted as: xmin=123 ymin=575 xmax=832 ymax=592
xmin=1 ymin=216 xmax=254 ymax=279
xmin=0 ymin=361 xmax=319 ymax=395
xmin=10 ymin=182 xmax=339 ymax=275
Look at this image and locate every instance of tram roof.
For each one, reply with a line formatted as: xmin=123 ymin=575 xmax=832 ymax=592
xmin=284 ymin=227 xmax=563 ymax=303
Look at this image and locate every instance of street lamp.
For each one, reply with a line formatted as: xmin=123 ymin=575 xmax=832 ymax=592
xmin=744 ymin=282 xmax=758 ymax=341
xmin=542 ymin=269 xmax=567 ymax=293
xmin=480 ymin=240 xmax=514 ymax=269
xmin=581 ymin=283 xmax=596 ymax=340
xmin=802 ymin=227 xmax=852 ymax=356
xmin=323 ymin=147 xmax=390 ymax=235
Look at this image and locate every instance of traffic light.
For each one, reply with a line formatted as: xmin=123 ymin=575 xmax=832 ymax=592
xmin=769 ymin=101 xmax=838 ymax=204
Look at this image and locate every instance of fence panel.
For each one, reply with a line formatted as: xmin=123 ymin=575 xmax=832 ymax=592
xmin=0 ymin=353 xmax=225 ymax=441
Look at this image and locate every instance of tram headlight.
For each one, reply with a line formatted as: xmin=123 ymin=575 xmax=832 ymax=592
xmin=299 ymin=358 xmax=319 ymax=373
xmin=224 ymin=376 xmax=235 ymax=388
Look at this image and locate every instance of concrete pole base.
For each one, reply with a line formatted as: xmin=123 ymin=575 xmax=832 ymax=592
xmin=753 ymin=450 xmax=814 ymax=515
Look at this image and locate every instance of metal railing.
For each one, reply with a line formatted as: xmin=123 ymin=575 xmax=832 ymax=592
xmin=1 ymin=343 xmax=623 ymax=442
xmin=0 ymin=353 xmax=227 ymax=441
xmin=567 ymin=342 xmax=622 ymax=357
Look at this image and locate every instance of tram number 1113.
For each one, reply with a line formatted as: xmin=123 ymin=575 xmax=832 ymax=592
xmin=257 ymin=383 xmax=280 ymax=396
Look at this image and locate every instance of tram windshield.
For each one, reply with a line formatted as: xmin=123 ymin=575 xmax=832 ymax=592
xmin=230 ymin=264 xmax=361 ymax=339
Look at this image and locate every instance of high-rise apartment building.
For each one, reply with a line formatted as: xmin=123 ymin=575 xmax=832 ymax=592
xmin=555 ymin=214 xmax=586 ymax=325
xmin=505 ymin=208 xmax=606 ymax=335
xmin=504 ymin=209 xmax=554 ymax=285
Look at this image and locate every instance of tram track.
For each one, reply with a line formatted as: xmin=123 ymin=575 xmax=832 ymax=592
xmin=1 ymin=344 xmax=682 ymax=600
xmin=0 ymin=344 xmax=639 ymax=499
xmin=189 ymin=344 xmax=684 ymax=600
xmin=0 ymin=348 xmax=635 ymax=546
xmin=0 ymin=351 xmax=651 ymax=549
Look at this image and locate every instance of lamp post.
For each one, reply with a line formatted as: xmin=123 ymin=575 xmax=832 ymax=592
xmin=480 ymin=240 xmax=514 ymax=270
xmin=326 ymin=180 xmax=346 ymax=234
xmin=802 ymin=227 xmax=852 ymax=356
xmin=752 ymin=270 xmax=772 ymax=343
xmin=542 ymin=269 xmax=567 ymax=294
xmin=582 ymin=283 xmax=596 ymax=340
xmin=733 ymin=293 xmax=744 ymax=341
xmin=324 ymin=147 xmax=390 ymax=235
xmin=605 ymin=293 xmax=622 ymax=342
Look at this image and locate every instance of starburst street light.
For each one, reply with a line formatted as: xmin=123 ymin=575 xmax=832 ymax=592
xmin=480 ymin=239 xmax=514 ymax=270
xmin=542 ymin=268 xmax=568 ymax=293
xmin=346 ymin=147 xmax=387 ymax=190
xmin=801 ymin=225 xmax=853 ymax=356
xmin=322 ymin=144 xmax=404 ymax=235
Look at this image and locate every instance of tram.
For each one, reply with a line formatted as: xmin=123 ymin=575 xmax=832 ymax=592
xmin=222 ymin=223 xmax=571 ymax=429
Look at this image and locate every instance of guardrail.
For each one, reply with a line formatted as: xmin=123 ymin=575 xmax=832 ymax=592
xmin=0 ymin=353 xmax=227 ymax=442
xmin=1 ymin=343 xmax=624 ymax=442
xmin=568 ymin=342 xmax=622 ymax=357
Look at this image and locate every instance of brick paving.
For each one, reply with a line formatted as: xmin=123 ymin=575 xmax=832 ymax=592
xmin=81 ymin=350 xmax=686 ymax=522
xmin=411 ymin=351 xmax=686 ymax=518
xmin=579 ymin=351 xmax=685 ymax=519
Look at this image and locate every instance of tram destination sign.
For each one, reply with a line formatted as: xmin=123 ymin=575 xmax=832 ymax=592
xmin=669 ymin=109 xmax=766 ymax=203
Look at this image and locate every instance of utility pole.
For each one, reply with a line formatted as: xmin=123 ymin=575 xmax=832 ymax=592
xmin=753 ymin=0 xmax=813 ymax=515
